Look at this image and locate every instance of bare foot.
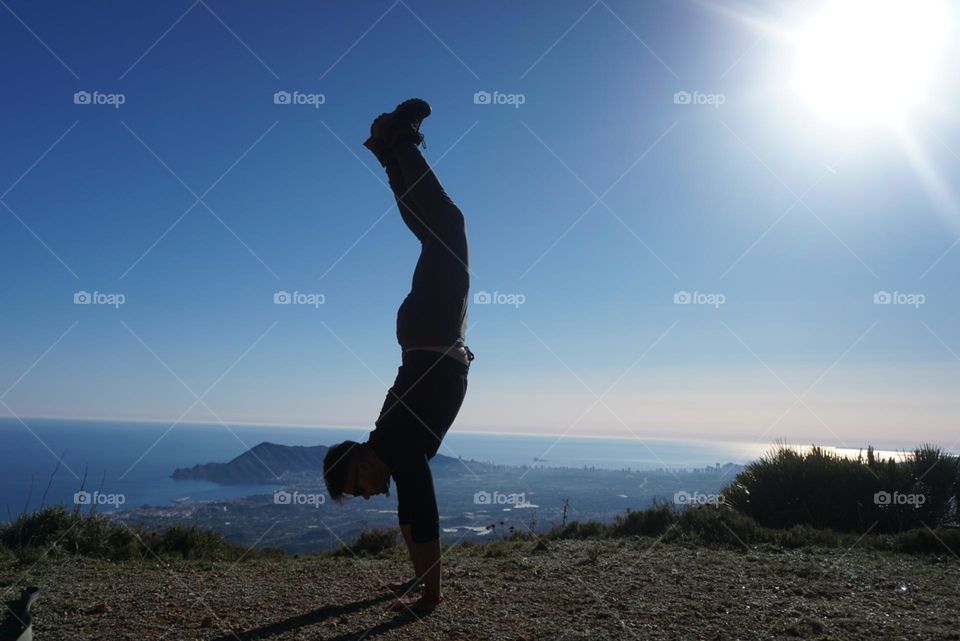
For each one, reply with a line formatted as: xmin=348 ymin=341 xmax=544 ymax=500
xmin=387 ymin=592 xmax=443 ymax=616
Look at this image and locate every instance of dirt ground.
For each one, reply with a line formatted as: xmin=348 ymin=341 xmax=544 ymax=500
xmin=2 ymin=538 xmax=958 ymax=641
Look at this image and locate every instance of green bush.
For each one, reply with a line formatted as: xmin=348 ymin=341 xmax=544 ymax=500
xmin=482 ymin=541 xmax=510 ymax=557
xmin=0 ymin=506 xmax=261 ymax=562
xmin=888 ymin=526 xmax=960 ymax=555
xmin=677 ymin=505 xmax=764 ymax=548
xmin=549 ymin=519 xmax=609 ymax=540
xmin=611 ymin=502 xmax=677 ymax=537
xmin=334 ymin=528 xmax=398 ymax=557
xmin=544 ymin=504 xmax=959 ymax=556
xmin=777 ymin=524 xmax=841 ymax=549
xmin=142 ymin=524 xmax=250 ymax=561
xmin=723 ymin=443 xmax=959 ymax=533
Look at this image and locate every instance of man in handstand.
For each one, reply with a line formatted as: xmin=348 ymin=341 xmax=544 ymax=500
xmin=323 ymin=99 xmax=474 ymax=615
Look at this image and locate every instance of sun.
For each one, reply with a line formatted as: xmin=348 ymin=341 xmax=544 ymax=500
xmin=793 ymin=0 xmax=950 ymax=127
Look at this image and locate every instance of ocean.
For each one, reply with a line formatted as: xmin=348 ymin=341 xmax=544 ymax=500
xmin=0 ymin=418 xmax=907 ymax=516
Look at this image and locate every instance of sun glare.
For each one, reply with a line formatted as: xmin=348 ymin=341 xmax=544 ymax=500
xmin=793 ymin=0 xmax=950 ymax=127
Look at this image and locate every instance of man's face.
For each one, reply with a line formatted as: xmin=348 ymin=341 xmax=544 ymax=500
xmin=343 ymin=457 xmax=388 ymax=500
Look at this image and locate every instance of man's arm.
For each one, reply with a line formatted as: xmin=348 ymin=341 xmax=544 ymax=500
xmin=406 ymin=535 xmax=441 ymax=603
xmin=391 ymin=454 xmax=443 ymax=609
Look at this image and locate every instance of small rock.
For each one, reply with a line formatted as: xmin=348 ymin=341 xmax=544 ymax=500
xmin=85 ymin=603 xmax=107 ymax=615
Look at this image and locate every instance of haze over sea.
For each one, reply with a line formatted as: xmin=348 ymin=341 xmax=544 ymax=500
xmin=0 ymin=418 xmax=918 ymax=515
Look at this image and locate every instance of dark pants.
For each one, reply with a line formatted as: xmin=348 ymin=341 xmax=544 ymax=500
xmin=374 ymin=349 xmax=469 ymax=463
xmin=374 ymin=349 xmax=468 ymax=536
xmin=387 ymin=142 xmax=472 ymax=352
xmin=366 ymin=141 xmax=474 ymax=543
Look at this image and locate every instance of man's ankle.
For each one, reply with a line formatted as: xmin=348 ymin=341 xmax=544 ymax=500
xmin=421 ymin=587 xmax=443 ymax=605
xmin=390 ymin=130 xmax=423 ymax=147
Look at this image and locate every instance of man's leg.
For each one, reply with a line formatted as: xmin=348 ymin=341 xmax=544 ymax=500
xmin=391 ymin=141 xmax=465 ymax=245
xmin=391 ymin=141 xmax=469 ymax=296
xmin=384 ymin=158 xmax=431 ymax=243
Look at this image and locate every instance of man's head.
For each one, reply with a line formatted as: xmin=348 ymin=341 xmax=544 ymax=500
xmin=323 ymin=441 xmax=390 ymax=501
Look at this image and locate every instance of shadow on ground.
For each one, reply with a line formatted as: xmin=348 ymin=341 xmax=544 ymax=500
xmin=210 ymin=592 xmax=421 ymax=640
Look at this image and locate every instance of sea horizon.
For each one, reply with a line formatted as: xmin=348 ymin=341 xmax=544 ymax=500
xmin=4 ymin=415 xmax=935 ymax=456
xmin=2 ymin=417 xmax=949 ymax=519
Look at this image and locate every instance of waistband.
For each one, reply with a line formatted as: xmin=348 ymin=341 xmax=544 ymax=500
xmin=403 ymin=343 xmax=475 ymax=367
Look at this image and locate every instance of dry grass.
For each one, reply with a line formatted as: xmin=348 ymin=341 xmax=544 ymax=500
xmin=3 ymin=537 xmax=958 ymax=641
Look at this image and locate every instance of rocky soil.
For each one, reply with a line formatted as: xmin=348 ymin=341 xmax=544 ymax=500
xmin=2 ymin=538 xmax=958 ymax=641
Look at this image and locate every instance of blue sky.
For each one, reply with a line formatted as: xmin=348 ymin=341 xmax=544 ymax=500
xmin=1 ymin=0 xmax=958 ymax=449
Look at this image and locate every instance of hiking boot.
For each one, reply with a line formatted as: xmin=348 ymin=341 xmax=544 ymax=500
xmin=363 ymin=127 xmax=394 ymax=168
xmin=369 ymin=98 xmax=431 ymax=148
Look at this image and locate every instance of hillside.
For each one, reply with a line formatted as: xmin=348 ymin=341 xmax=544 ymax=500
xmin=170 ymin=442 xmax=471 ymax=484
xmin=144 ymin=442 xmax=742 ymax=553
xmin=4 ymin=538 xmax=956 ymax=640
xmin=171 ymin=442 xmax=329 ymax=484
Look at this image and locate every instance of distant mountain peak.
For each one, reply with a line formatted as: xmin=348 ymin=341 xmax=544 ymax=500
xmin=172 ymin=442 xmax=465 ymax=485
xmin=172 ymin=442 xmax=329 ymax=485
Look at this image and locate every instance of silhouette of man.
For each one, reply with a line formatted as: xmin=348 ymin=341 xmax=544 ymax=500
xmin=323 ymin=99 xmax=474 ymax=615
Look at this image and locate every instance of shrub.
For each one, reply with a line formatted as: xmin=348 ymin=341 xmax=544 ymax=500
xmin=142 ymin=524 xmax=250 ymax=561
xmin=611 ymin=502 xmax=677 ymax=537
xmin=548 ymin=519 xmax=609 ymax=540
xmin=723 ymin=443 xmax=960 ymax=533
xmin=334 ymin=528 xmax=397 ymax=557
xmin=777 ymin=524 xmax=841 ymax=549
xmin=0 ymin=506 xmax=262 ymax=562
xmin=888 ymin=526 xmax=960 ymax=555
xmin=482 ymin=541 xmax=510 ymax=557
xmin=677 ymin=505 xmax=764 ymax=548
